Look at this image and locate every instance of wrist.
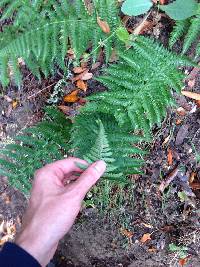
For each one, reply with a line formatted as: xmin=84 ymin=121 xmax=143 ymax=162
xmin=15 ymin=228 xmax=57 ymax=267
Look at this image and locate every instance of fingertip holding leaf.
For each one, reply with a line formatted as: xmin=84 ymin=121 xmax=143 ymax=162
xmin=75 ymin=161 xmax=88 ymax=171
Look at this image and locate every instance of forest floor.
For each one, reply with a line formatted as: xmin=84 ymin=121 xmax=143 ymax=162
xmin=0 ymin=9 xmax=200 ymax=267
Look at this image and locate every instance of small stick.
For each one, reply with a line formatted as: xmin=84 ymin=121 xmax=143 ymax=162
xmin=159 ymin=166 xmax=179 ymax=192
xmin=27 ymin=82 xmax=57 ymax=100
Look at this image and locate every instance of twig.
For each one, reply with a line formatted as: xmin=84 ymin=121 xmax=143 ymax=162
xmin=27 ymin=82 xmax=57 ymax=100
xmin=159 ymin=166 xmax=179 ymax=192
xmin=133 ymin=10 xmax=152 ymax=36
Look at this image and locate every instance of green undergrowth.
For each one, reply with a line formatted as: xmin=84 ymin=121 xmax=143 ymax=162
xmin=0 ymin=1 xmax=196 ymax=210
xmin=170 ymin=3 xmax=200 ymax=56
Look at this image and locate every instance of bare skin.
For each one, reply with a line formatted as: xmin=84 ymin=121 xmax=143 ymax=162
xmin=15 ymin=157 xmax=106 ymax=267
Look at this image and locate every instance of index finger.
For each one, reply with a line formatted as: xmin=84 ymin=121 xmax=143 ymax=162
xmin=35 ymin=157 xmax=88 ymax=181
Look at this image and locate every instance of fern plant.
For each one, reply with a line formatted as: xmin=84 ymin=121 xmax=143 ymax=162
xmin=170 ymin=4 xmax=200 ymax=56
xmin=0 ymin=36 xmax=194 ymax=194
xmin=84 ymin=36 xmax=192 ymax=136
xmin=0 ymin=109 xmax=146 ymax=194
xmin=71 ymin=113 xmax=146 ymax=181
xmin=0 ymin=0 xmax=121 ymax=87
xmin=0 ymin=107 xmax=71 ymax=194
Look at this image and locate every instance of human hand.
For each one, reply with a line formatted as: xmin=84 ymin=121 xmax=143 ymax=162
xmin=15 ymin=157 xmax=106 ymax=267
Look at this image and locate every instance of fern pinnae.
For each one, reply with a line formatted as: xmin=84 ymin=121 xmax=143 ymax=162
xmin=182 ymin=16 xmax=200 ymax=54
xmin=169 ymin=19 xmax=190 ymax=48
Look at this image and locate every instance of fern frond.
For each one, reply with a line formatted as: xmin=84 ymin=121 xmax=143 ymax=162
xmin=71 ymin=113 xmax=146 ymax=181
xmin=170 ymin=4 xmax=200 ymax=55
xmin=182 ymin=16 xmax=200 ymax=54
xmin=0 ymin=0 xmax=121 ymax=86
xmin=83 ymin=36 xmax=189 ymax=136
xmin=169 ymin=19 xmax=190 ymax=48
xmin=0 ymin=107 xmax=71 ymax=194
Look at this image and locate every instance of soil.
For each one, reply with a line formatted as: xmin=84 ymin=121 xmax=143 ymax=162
xmin=1 ymin=7 xmax=200 ymax=267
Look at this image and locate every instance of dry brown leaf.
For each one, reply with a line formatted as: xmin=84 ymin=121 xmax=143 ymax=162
xmin=72 ymin=69 xmax=89 ymax=82
xmin=188 ymin=79 xmax=195 ymax=88
xmin=76 ymin=80 xmax=87 ymax=91
xmin=159 ymin=0 xmax=168 ymax=4
xmin=12 ymin=100 xmax=18 ymax=109
xmin=167 ymin=148 xmax=173 ymax=166
xmin=67 ymin=48 xmax=75 ymax=59
xmin=63 ymin=90 xmax=79 ymax=103
xmin=73 ymin=67 xmax=87 ymax=74
xmin=159 ymin=167 xmax=179 ymax=192
xmin=161 ymin=225 xmax=174 ymax=232
xmin=58 ymin=105 xmax=72 ymax=114
xmin=189 ymin=172 xmax=196 ymax=184
xmin=133 ymin=20 xmax=153 ymax=35
xmin=140 ymin=233 xmax=151 ymax=243
xmin=4 ymin=195 xmax=10 ymax=204
xmin=0 ymin=220 xmax=16 ymax=246
xmin=141 ymin=223 xmax=153 ymax=229
xmin=81 ymin=72 xmax=93 ymax=80
xmin=190 ymin=182 xmax=200 ymax=190
xmin=91 ymin=62 xmax=101 ymax=70
xmin=196 ymin=100 xmax=200 ymax=108
xmin=148 ymin=247 xmax=157 ymax=252
xmin=176 ymin=119 xmax=182 ymax=125
xmin=162 ymin=135 xmax=170 ymax=146
xmin=182 ymin=91 xmax=200 ymax=101
xmin=179 ymin=257 xmax=188 ymax=266
xmin=4 ymin=95 xmax=12 ymax=103
xmin=97 ymin=17 xmax=110 ymax=34
xmin=120 ymin=228 xmax=134 ymax=238
xmin=177 ymin=107 xmax=187 ymax=116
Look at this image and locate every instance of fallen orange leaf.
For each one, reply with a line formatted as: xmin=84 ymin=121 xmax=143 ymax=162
xmin=73 ymin=67 xmax=87 ymax=74
xmin=167 ymin=148 xmax=173 ymax=166
xmin=64 ymin=90 xmax=79 ymax=103
xmin=76 ymin=80 xmax=87 ymax=92
xmin=182 ymin=91 xmax=200 ymax=101
xmin=120 ymin=228 xmax=134 ymax=238
xmin=140 ymin=233 xmax=151 ymax=243
xmin=12 ymin=100 xmax=18 ymax=109
xmin=196 ymin=100 xmax=200 ymax=108
xmin=179 ymin=257 xmax=188 ymax=266
xmin=176 ymin=119 xmax=182 ymax=125
xmin=97 ymin=17 xmax=110 ymax=34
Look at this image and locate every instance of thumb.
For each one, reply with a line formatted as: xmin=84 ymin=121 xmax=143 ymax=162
xmin=73 ymin=160 xmax=106 ymax=199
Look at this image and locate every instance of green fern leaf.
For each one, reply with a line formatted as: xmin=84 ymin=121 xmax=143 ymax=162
xmin=0 ymin=107 xmax=71 ymax=194
xmin=84 ymin=36 xmax=189 ymax=135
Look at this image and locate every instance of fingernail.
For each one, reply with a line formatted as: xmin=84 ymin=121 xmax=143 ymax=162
xmin=93 ymin=160 xmax=107 ymax=173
